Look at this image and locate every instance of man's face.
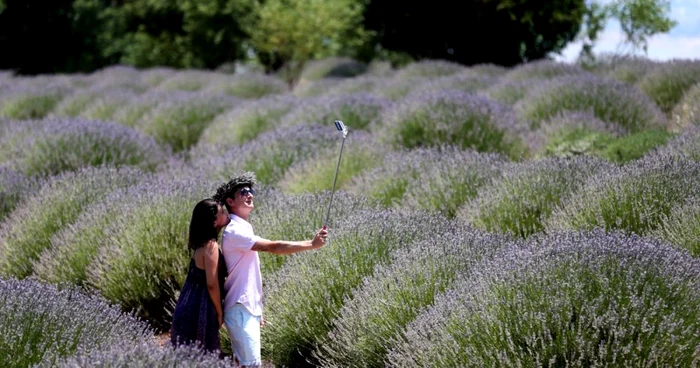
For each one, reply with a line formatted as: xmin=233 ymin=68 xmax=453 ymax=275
xmin=229 ymin=186 xmax=255 ymax=213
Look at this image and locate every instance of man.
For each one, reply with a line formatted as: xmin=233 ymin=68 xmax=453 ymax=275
xmin=212 ymin=172 xmax=328 ymax=367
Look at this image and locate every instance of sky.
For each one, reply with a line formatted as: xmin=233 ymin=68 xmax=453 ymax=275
xmin=552 ymin=0 xmax=700 ymax=62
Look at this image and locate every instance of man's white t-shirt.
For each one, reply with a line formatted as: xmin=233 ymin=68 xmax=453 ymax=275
xmin=221 ymin=213 xmax=263 ymax=316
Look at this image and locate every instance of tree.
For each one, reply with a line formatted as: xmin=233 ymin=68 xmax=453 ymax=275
xmin=0 ymin=0 xmax=107 ymax=74
xmin=362 ymin=0 xmax=587 ymax=67
xmin=577 ymin=0 xmax=676 ymax=63
xmin=97 ymin=0 xmax=255 ymax=69
xmin=245 ymin=0 xmax=372 ymax=85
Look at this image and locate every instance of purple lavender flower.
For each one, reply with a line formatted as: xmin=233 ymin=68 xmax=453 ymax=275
xmin=192 ymin=123 xmax=341 ymax=186
xmin=198 ymin=94 xmax=300 ymax=147
xmin=155 ymin=70 xmax=222 ymax=92
xmin=313 ymin=224 xmax=519 ymax=368
xmin=637 ymin=59 xmax=700 ymax=115
xmin=278 ymin=130 xmax=389 ymax=194
xmin=0 ymin=82 xmax=73 ymax=119
xmin=281 ymin=92 xmax=393 ymax=131
xmin=0 ymin=166 xmax=145 ymax=279
xmin=0 ymin=166 xmax=38 ymax=220
xmin=670 ymin=82 xmax=700 ymax=131
xmin=205 ymin=72 xmax=289 ymax=99
xmin=260 ymin=208 xmax=455 ymax=366
xmin=516 ymin=73 xmax=668 ymax=132
xmin=393 ymin=59 xmax=466 ymax=79
xmin=0 ymin=277 xmax=153 ymax=367
xmin=84 ymin=176 xmax=220 ymax=330
xmin=300 ymin=57 xmax=368 ymax=81
xmin=458 ymin=155 xmax=613 ymax=238
xmin=49 ymin=341 xmax=237 ymax=368
xmin=545 ymin=153 xmax=700 ymax=235
xmin=650 ymin=195 xmax=700 ymax=257
xmin=292 ymin=78 xmax=345 ymax=97
xmin=387 ymin=229 xmax=700 ymax=367
xmin=529 ymin=110 xmax=627 ymax=156
xmin=380 ymin=90 xmax=531 ymax=160
xmin=651 ymin=124 xmax=700 ymax=162
xmin=503 ymin=59 xmax=590 ymax=81
xmin=0 ymin=116 xmax=170 ymax=177
xmin=405 ymin=74 xmax=499 ymax=97
xmin=137 ymin=90 xmax=239 ymax=152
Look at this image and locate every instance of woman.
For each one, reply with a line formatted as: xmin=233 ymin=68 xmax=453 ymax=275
xmin=170 ymin=198 xmax=230 ymax=356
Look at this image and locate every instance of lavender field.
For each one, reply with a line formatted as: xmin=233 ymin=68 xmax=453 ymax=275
xmin=1 ymin=57 xmax=699 ymax=367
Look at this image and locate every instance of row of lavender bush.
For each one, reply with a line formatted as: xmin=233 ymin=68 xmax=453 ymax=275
xmin=1 ymin=56 xmax=700 ymax=366
xmin=3 ymin=58 xmax=700 ymax=163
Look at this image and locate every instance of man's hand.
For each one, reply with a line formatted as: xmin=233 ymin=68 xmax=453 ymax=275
xmin=312 ymin=228 xmax=328 ymax=248
xmin=218 ymin=313 xmax=223 ymax=329
xmin=260 ymin=315 xmax=265 ymax=328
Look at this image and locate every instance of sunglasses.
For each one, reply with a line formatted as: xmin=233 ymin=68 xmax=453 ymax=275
xmin=239 ymin=187 xmax=255 ymax=196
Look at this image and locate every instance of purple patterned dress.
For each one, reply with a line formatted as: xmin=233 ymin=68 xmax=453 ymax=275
xmin=170 ymin=250 xmax=227 ymax=355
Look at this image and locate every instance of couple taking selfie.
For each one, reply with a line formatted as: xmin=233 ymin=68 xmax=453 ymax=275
xmin=169 ymin=172 xmax=329 ymax=367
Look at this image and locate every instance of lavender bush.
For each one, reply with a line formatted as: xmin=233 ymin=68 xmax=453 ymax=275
xmin=110 ymin=90 xmax=171 ymax=127
xmin=533 ymin=111 xmax=673 ymax=163
xmin=387 ymin=229 xmax=700 ymax=367
xmin=406 ymin=74 xmax=498 ymax=97
xmin=546 ymin=154 xmax=700 ymax=236
xmin=380 ymin=90 xmax=531 ymax=160
xmin=651 ymin=196 xmax=700 ymax=257
xmin=0 ymin=166 xmax=37 ymax=221
xmin=50 ymin=341 xmax=236 ymax=368
xmin=155 ymin=70 xmax=221 ymax=92
xmin=396 ymin=147 xmax=507 ymax=218
xmin=0 ymin=278 xmax=152 ymax=368
xmin=199 ymin=94 xmax=299 ymax=146
xmin=459 ymin=156 xmax=612 ymax=238
xmin=516 ymin=74 xmax=667 ymax=132
xmin=261 ymin=209 xmax=453 ymax=367
xmin=372 ymin=76 xmax=430 ymax=101
xmin=247 ymin=188 xmax=378 ymax=277
xmin=51 ymin=87 xmax=105 ymax=118
xmin=0 ymin=117 xmax=169 ymax=177
xmin=292 ymin=78 xmax=345 ymax=97
xmin=194 ymin=124 xmax=340 ymax=186
xmin=323 ymin=75 xmax=384 ymax=96
xmin=670 ymin=82 xmax=700 ymax=131
xmin=0 ymin=83 xmax=71 ymax=119
xmin=299 ymin=57 xmax=368 ymax=81
xmin=32 ymin=176 xmax=160 ymax=286
xmin=503 ymin=59 xmax=588 ymax=81
xmin=592 ymin=55 xmax=660 ymax=84
xmin=480 ymin=78 xmax=532 ymax=105
xmin=530 ymin=111 xmax=626 ymax=156
xmin=314 ymin=225 xmax=517 ymax=368
xmin=137 ymin=91 xmax=237 ymax=152
xmin=85 ymin=177 xmax=218 ymax=330
xmin=393 ymin=59 xmax=465 ymax=79
xmin=205 ymin=73 xmax=288 ymax=99
xmin=637 ymin=60 xmax=700 ymax=116
xmin=79 ymin=89 xmax=139 ymax=122
xmin=281 ymin=93 xmax=392 ymax=131
xmin=278 ymin=131 xmax=388 ymax=194
xmin=652 ymin=125 xmax=700 ymax=161
xmin=0 ymin=166 xmax=144 ymax=278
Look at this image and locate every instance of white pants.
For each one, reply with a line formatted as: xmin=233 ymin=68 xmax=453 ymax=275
xmin=224 ymin=303 xmax=262 ymax=367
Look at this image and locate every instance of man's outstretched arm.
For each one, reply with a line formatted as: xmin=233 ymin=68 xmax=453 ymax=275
xmin=251 ymin=229 xmax=327 ymax=255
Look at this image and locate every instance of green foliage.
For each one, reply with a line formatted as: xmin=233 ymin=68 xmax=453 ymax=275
xmin=364 ymin=0 xmax=586 ymax=67
xmin=245 ymin=0 xmax=371 ymax=84
xmin=578 ymin=0 xmax=676 ymax=62
xmin=543 ymin=127 xmax=674 ymax=163
xmin=97 ymin=0 xmax=255 ymax=69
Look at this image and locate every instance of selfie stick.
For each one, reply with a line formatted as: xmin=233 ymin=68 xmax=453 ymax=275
xmin=323 ymin=120 xmax=349 ymax=230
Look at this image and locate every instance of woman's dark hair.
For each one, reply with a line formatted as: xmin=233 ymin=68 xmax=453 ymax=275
xmin=188 ymin=198 xmax=223 ymax=250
